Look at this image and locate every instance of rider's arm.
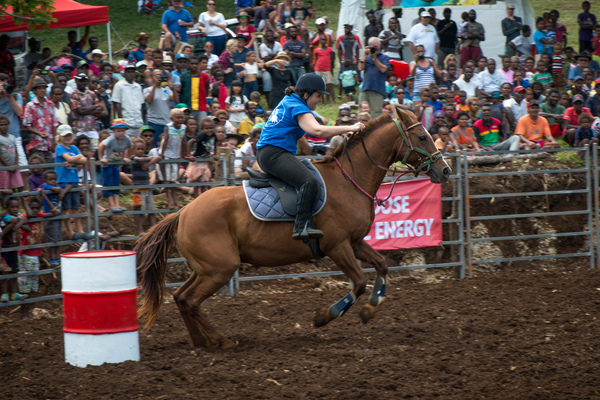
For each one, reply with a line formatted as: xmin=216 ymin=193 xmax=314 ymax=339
xmin=298 ymin=113 xmax=362 ymax=139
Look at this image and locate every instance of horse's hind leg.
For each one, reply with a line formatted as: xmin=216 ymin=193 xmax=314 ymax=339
xmin=353 ymin=239 xmax=389 ymax=324
xmin=173 ymin=271 xmax=208 ymax=347
xmin=172 ymin=264 xmax=238 ymax=349
xmin=314 ymin=241 xmax=367 ymax=327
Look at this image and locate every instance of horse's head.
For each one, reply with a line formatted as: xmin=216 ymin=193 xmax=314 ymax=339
xmin=390 ymin=106 xmax=451 ymax=183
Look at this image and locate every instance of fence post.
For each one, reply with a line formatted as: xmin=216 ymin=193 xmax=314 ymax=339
xmin=586 ymin=145 xmax=596 ymax=269
xmin=462 ymin=152 xmax=472 ymax=277
xmin=90 ymin=159 xmax=100 ymax=251
xmin=456 ymin=154 xmax=465 ymax=279
xmin=593 ymin=143 xmax=599 ymax=268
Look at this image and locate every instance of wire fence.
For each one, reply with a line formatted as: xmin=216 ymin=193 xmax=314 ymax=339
xmin=0 ymin=147 xmax=596 ymax=308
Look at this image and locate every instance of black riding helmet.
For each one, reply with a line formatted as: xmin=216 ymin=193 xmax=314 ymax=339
xmin=294 ymin=73 xmax=329 ymax=101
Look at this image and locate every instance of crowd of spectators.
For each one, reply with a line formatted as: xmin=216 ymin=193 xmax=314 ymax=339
xmin=0 ymin=0 xmax=599 ymax=302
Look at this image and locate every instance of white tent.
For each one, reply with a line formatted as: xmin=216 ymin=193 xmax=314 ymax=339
xmin=337 ymin=0 xmax=536 ymax=63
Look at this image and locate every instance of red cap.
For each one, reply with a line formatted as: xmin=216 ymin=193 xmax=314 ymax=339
xmin=513 ymin=86 xmax=525 ymax=93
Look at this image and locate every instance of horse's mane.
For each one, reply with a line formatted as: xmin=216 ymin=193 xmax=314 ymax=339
xmin=317 ymin=113 xmax=396 ymax=164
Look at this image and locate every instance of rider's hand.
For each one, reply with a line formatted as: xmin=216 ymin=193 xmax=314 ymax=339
xmin=351 ymin=122 xmax=365 ymax=132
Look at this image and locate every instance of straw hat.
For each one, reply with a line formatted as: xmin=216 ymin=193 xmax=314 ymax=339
xmin=274 ymin=51 xmax=291 ymax=62
xmin=86 ymin=49 xmax=107 ymax=61
xmin=134 ymin=32 xmax=151 ymax=43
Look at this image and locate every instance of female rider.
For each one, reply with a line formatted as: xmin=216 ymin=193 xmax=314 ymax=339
xmin=256 ymin=73 xmax=364 ymax=241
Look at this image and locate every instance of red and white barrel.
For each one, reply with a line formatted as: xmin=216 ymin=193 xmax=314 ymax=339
xmin=61 ymin=250 xmax=140 ymax=367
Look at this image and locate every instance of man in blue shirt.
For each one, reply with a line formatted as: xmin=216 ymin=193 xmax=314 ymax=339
xmin=129 ymin=32 xmax=151 ymax=63
xmin=161 ymin=0 xmax=194 ymax=49
xmin=358 ymin=37 xmax=390 ymax=118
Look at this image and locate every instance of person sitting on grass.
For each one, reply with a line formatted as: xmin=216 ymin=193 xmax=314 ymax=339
xmin=131 ymin=138 xmax=161 ymax=235
xmin=79 ymin=217 xmax=120 ymax=252
xmin=98 ymin=119 xmax=133 ymax=212
xmin=574 ymin=113 xmax=598 ymax=156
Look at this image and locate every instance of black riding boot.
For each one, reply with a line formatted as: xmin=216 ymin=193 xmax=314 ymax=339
xmin=292 ymin=182 xmax=324 ymax=241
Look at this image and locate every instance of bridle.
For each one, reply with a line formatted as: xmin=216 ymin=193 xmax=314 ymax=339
xmin=334 ymin=116 xmax=443 ymax=206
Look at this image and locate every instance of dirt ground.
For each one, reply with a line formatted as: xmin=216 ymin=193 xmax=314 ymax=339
xmin=1 ymin=265 xmax=600 ymax=399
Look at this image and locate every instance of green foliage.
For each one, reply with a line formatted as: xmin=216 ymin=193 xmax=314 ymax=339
xmin=0 ymin=0 xmax=56 ymax=30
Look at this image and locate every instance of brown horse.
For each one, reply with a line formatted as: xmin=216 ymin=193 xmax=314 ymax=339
xmin=135 ymin=106 xmax=450 ymax=348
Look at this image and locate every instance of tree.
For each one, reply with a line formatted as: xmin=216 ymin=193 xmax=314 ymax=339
xmin=0 ymin=0 xmax=56 ymax=30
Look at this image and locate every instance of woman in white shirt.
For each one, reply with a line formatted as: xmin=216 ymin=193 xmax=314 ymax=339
xmin=198 ymin=1 xmax=228 ymax=56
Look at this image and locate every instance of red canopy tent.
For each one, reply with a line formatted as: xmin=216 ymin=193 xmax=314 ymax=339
xmin=0 ymin=0 xmax=109 ymax=33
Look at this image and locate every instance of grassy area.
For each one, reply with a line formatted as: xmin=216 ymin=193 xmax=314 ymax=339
xmin=32 ymin=0 xmax=580 ymax=122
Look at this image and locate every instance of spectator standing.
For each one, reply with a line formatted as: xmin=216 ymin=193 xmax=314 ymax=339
xmin=410 ymin=44 xmax=441 ymax=100
xmin=578 ymin=1 xmax=597 ymax=53
xmin=379 ymin=18 xmax=405 ymax=61
xmin=313 ymin=35 xmax=336 ymax=104
xmin=225 ymin=81 xmax=248 ymax=128
xmin=181 ymin=56 xmax=210 ymax=121
xmin=198 ymin=1 xmax=228 ymax=57
xmin=259 ymin=30 xmax=284 ymax=102
xmin=509 ymin=25 xmax=532 ymax=60
xmin=406 ymin=11 xmax=440 ymax=60
xmin=235 ymin=52 xmax=264 ymax=100
xmin=161 ymin=0 xmax=194 ymax=50
xmin=358 ymin=37 xmax=390 ymax=118
xmin=131 ymin=139 xmax=160 ymax=235
xmin=309 ymin=19 xmax=333 ymax=71
xmin=0 ymin=198 xmax=28 ymax=302
xmin=50 ymin=86 xmax=71 ymax=126
xmin=460 ymin=10 xmax=485 ymax=68
xmin=23 ymin=77 xmax=58 ymax=163
xmin=514 ymin=100 xmax=559 ymax=149
xmin=98 ymin=119 xmax=133 ymax=212
xmin=501 ymin=3 xmax=523 ymax=57
xmin=236 ymin=12 xmax=257 ymax=49
xmin=364 ymin=11 xmax=381 ymax=46
xmin=70 ymin=73 xmax=104 ymax=150
xmin=159 ymin=109 xmax=186 ymax=209
xmin=231 ymin=35 xmax=252 ymax=80
xmin=0 ymin=114 xmax=23 ymax=192
xmin=217 ymin=39 xmax=238 ymax=88
xmin=54 ymin=125 xmax=89 ymax=240
xmin=0 ymin=73 xmax=25 ymax=181
xmin=436 ymin=8 xmax=457 ymax=68
xmin=534 ymin=18 xmax=555 ymax=56
xmin=550 ymin=10 xmax=568 ymax=48
xmin=186 ymin=116 xmax=216 ymax=197
xmin=129 ymin=33 xmax=151 ymax=63
xmin=0 ymin=35 xmax=15 ymax=90
xmin=337 ymin=23 xmax=362 ymax=67
xmin=283 ymin=26 xmax=307 ymax=84
xmin=144 ymin=69 xmax=177 ymax=146
xmin=264 ymin=52 xmax=293 ymax=109
xmin=340 ymin=60 xmax=359 ymax=102
xmin=23 ymin=38 xmax=43 ymax=83
xmin=112 ymin=64 xmax=145 ymax=138
xmin=65 ymin=27 xmax=90 ymax=58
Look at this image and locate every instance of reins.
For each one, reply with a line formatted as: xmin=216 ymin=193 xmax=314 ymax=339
xmin=334 ymin=118 xmax=443 ymax=206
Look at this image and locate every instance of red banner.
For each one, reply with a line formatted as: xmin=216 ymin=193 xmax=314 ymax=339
xmin=364 ymin=179 xmax=442 ymax=250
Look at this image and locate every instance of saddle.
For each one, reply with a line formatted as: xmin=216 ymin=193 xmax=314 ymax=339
xmin=242 ymin=159 xmax=326 ymax=222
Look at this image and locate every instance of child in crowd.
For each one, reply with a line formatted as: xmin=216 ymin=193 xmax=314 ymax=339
xmin=159 ymin=109 xmax=186 ymax=208
xmin=339 ymin=60 xmax=359 ymax=102
xmin=386 ymin=75 xmax=399 ymax=100
xmin=234 ymin=127 xmax=261 ymax=177
xmin=98 ymin=120 xmax=133 ymax=212
xmin=79 ymin=217 xmax=120 ymax=252
xmin=131 ymin=139 xmax=160 ymax=235
xmin=434 ymin=126 xmax=456 ymax=153
xmin=184 ymin=116 xmax=198 ymax=142
xmin=414 ymin=88 xmax=435 ymax=129
xmin=19 ymin=197 xmax=59 ymax=294
xmin=427 ymin=84 xmax=444 ymax=112
xmin=456 ymin=91 xmax=469 ymax=111
xmin=0 ymin=197 xmax=28 ymax=302
xmin=360 ymin=101 xmax=371 ymax=114
xmin=27 ymin=154 xmax=46 ymax=193
xmin=291 ymin=0 xmax=310 ymax=34
xmin=0 ymin=114 xmax=24 ymax=194
xmin=533 ymin=60 xmax=553 ymax=88
xmin=456 ymin=12 xmax=471 ymax=53
xmin=41 ymin=170 xmax=69 ymax=268
xmin=55 ymin=125 xmax=90 ymax=240
xmin=249 ymin=92 xmax=265 ymax=116
xmin=313 ymin=35 xmax=335 ymax=104
xmin=225 ymin=81 xmax=248 ymax=128
xmin=186 ymin=117 xmax=216 ymax=197
xmin=234 ymin=52 xmax=264 ymax=100
xmin=574 ymin=113 xmax=598 ymax=152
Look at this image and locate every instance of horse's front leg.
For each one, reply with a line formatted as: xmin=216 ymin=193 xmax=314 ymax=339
xmin=314 ymin=241 xmax=367 ymax=327
xmin=353 ymin=239 xmax=389 ymax=324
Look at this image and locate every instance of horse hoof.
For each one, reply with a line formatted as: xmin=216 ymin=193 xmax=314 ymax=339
xmin=360 ymin=304 xmax=378 ymax=324
xmin=314 ymin=309 xmax=331 ymax=328
xmin=220 ymin=339 xmax=238 ymax=349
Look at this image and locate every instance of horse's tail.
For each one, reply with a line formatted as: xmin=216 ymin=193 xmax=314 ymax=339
xmin=135 ymin=211 xmax=181 ymax=329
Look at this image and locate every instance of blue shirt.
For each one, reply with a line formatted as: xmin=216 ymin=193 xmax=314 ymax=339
xmin=129 ymin=46 xmax=147 ymax=63
xmin=55 ymin=144 xmax=81 ymax=184
xmin=427 ymin=99 xmax=444 ymax=112
xmin=575 ymin=126 xmax=596 ymax=143
xmin=42 ymin=183 xmax=66 ymax=212
xmin=161 ymin=8 xmax=194 ymax=43
xmin=0 ymin=93 xmax=23 ymax=138
xmin=533 ymin=30 xmax=552 ymax=55
xmin=257 ymin=93 xmax=312 ymax=154
xmin=360 ymin=53 xmax=390 ymax=96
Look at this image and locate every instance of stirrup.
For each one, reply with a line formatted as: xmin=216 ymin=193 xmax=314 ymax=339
xmin=292 ymin=221 xmax=324 ymax=241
